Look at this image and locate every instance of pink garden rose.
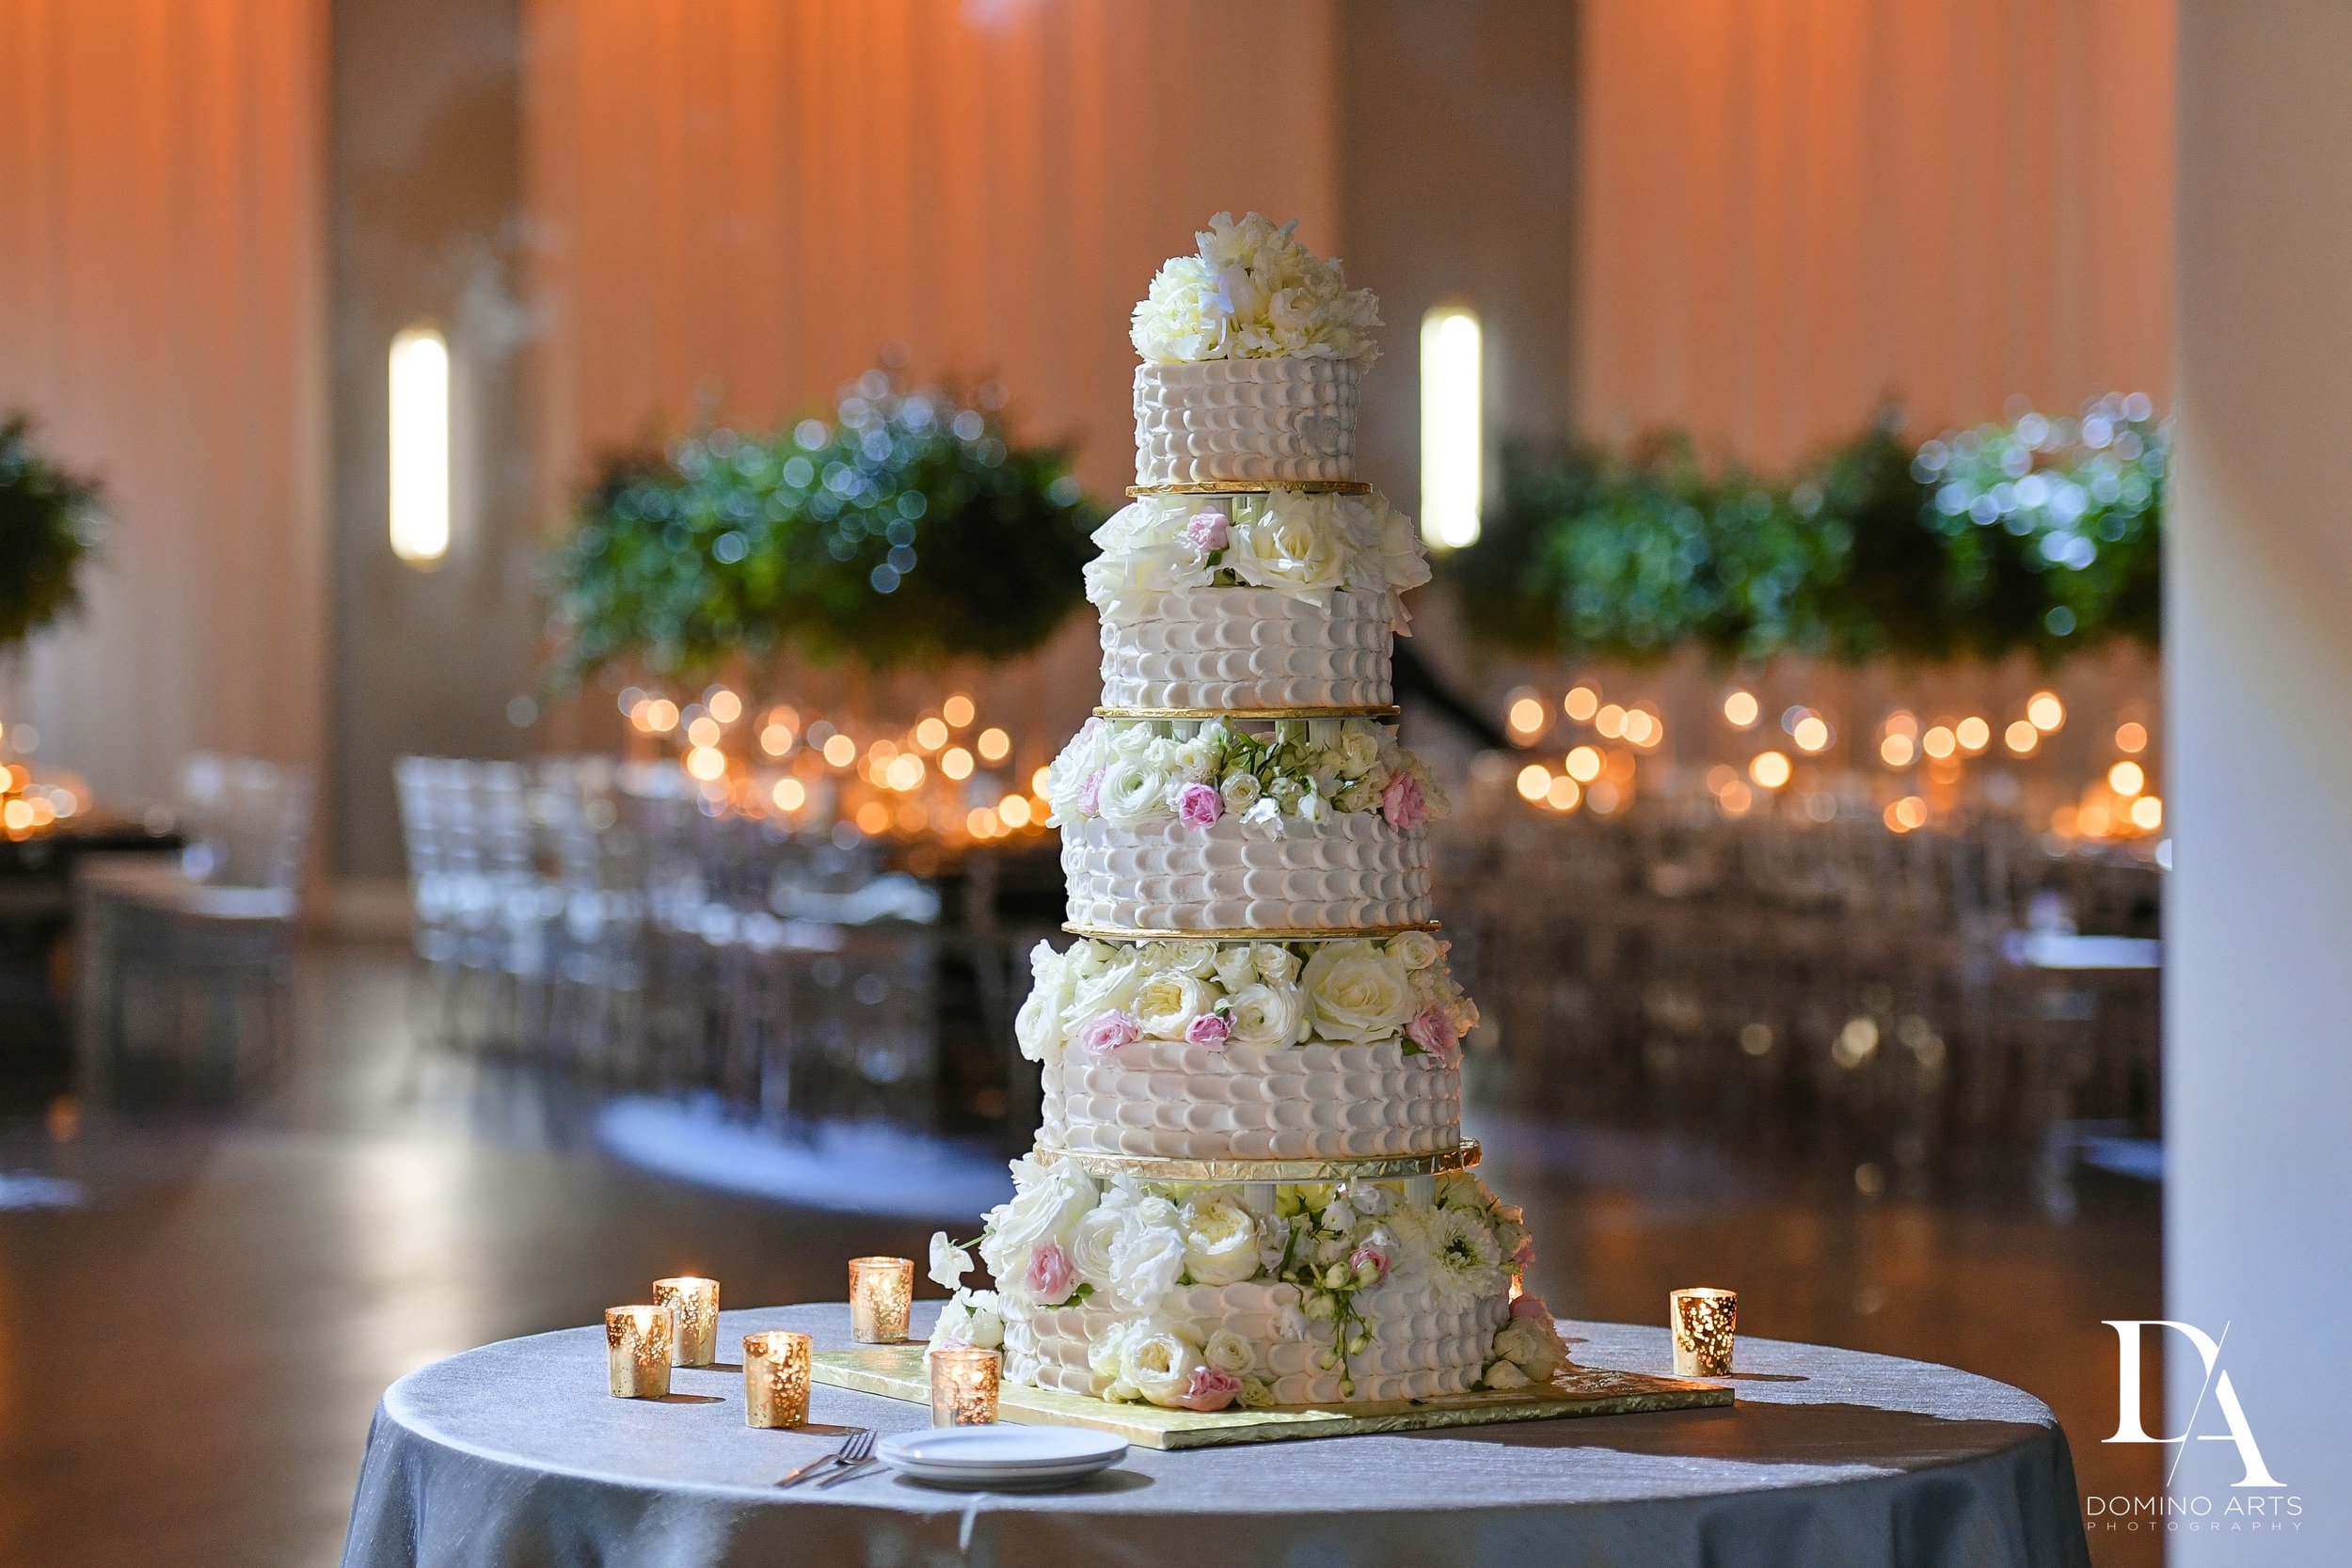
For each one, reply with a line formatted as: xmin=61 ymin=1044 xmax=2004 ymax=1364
xmin=1406 ymin=1006 xmax=1459 ymax=1062
xmin=1025 ymin=1241 xmax=1077 ymax=1303
xmin=1513 ymin=1237 xmax=1536 ymax=1265
xmin=1078 ymin=768 xmax=1106 ymax=816
xmin=1173 ymin=1364 xmax=1242 ymax=1412
xmin=1176 ymin=782 xmax=1223 ymax=831
xmin=1182 ymin=510 xmax=1230 ymax=551
xmin=1184 ymin=1012 xmax=1232 ymax=1049
xmin=1079 ymin=1010 xmax=1140 ymax=1059
xmin=1349 ymin=1241 xmax=1391 ymax=1284
xmin=1510 ymin=1292 xmax=1551 ymax=1323
xmin=1380 ymin=771 xmax=1428 ymax=832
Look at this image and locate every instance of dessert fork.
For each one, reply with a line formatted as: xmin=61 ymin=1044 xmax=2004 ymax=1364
xmin=776 ymin=1428 xmax=873 ymax=1489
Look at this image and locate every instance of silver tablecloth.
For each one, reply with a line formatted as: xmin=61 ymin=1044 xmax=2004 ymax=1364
xmin=339 ymin=1303 xmax=2090 ymax=1568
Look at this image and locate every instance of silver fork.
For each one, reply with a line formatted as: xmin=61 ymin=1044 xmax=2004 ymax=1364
xmin=776 ymin=1428 xmax=873 ymax=1489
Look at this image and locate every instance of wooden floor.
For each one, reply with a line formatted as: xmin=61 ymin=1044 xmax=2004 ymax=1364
xmin=0 ymin=942 xmax=2159 ymax=1568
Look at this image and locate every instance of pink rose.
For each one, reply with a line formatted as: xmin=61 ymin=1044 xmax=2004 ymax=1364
xmin=1349 ymin=1242 xmax=1391 ymax=1284
xmin=1184 ymin=1012 xmax=1232 ymax=1049
xmin=1406 ymin=1006 xmax=1459 ymax=1062
xmin=1176 ymin=782 xmax=1222 ymax=831
xmin=1380 ymin=771 xmax=1427 ymax=832
xmin=1079 ymin=1010 xmax=1140 ymax=1059
xmin=1510 ymin=1293 xmax=1550 ymax=1323
xmin=1182 ymin=510 xmax=1230 ymax=551
xmin=1173 ymin=1364 xmax=1241 ymax=1412
xmin=1025 ymin=1241 xmax=1077 ymax=1303
xmin=1078 ymin=768 xmax=1106 ymax=816
xmin=1513 ymin=1238 xmax=1536 ymax=1266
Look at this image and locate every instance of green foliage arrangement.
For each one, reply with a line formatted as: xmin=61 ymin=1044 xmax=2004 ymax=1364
xmin=0 ymin=414 xmax=104 ymax=650
xmin=548 ymin=370 xmax=1101 ymax=684
xmin=1447 ymin=395 xmax=2164 ymax=665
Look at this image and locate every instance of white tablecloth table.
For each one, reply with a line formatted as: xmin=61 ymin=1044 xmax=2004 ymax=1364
xmin=339 ymin=1303 xmax=2090 ymax=1568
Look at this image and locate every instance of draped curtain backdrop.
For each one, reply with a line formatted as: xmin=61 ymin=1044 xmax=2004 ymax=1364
xmin=0 ymin=0 xmax=327 ymax=808
xmin=1576 ymin=0 xmax=2174 ymax=464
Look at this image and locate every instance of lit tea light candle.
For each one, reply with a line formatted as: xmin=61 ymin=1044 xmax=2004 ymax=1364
xmin=742 ymin=1330 xmax=812 ymax=1428
xmin=1670 ymin=1287 xmax=1738 ymax=1377
xmin=929 ymin=1346 xmax=1000 ymax=1427
xmin=606 ymin=1305 xmax=675 ymax=1398
xmin=848 ymin=1256 xmax=914 ymax=1343
xmin=653 ymin=1276 xmax=720 ymax=1367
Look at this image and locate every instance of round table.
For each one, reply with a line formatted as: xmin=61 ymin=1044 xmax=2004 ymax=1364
xmin=339 ymin=1304 xmax=2091 ymax=1568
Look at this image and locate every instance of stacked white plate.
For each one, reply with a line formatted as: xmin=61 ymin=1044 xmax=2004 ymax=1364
xmin=875 ymin=1427 xmax=1129 ymax=1490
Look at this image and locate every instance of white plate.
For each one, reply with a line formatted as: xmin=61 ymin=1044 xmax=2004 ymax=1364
xmin=877 ymin=1426 xmax=1127 ymax=1488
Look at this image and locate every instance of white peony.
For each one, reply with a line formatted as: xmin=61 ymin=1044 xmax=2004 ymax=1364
xmin=1133 ymin=970 xmax=1215 ymax=1039
xmin=978 ymin=1160 xmax=1097 ymax=1285
xmin=1203 ymin=1329 xmax=1256 ymax=1374
xmin=1343 ymin=1179 xmax=1392 ymax=1217
xmin=1301 ymin=941 xmax=1414 ymax=1044
xmin=1014 ymin=941 xmax=1077 ymax=1060
xmin=1131 ymin=253 xmax=1231 ymax=363
xmin=929 ymin=1231 xmax=974 ymax=1291
xmin=1096 ymin=752 xmax=1170 ymax=828
xmin=1120 ymin=1321 xmax=1206 ymax=1406
xmin=1181 ymin=1194 xmax=1262 ymax=1286
xmin=1065 ymin=1205 xmax=1124 ymax=1295
xmin=1226 ymin=491 xmax=1345 ymax=597
xmin=1225 ymin=983 xmax=1308 ymax=1050
xmin=1132 ymin=213 xmax=1380 ymax=365
xmin=1106 ymin=1194 xmax=1186 ymax=1312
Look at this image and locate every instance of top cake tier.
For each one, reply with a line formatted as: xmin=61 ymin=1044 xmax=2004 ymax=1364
xmin=1134 ymin=359 xmax=1358 ymax=486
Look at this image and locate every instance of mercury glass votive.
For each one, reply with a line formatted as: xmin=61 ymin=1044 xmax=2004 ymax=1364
xmin=1670 ymin=1287 xmax=1739 ymax=1377
xmin=929 ymin=1346 xmax=1001 ymax=1426
xmin=742 ymin=1330 xmax=813 ymax=1428
xmin=848 ymin=1256 xmax=914 ymax=1343
xmin=606 ymin=1305 xmax=675 ymax=1398
xmin=653 ymin=1276 xmax=720 ymax=1366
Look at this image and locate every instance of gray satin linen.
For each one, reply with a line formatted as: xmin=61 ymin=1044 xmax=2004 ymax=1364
xmin=340 ymin=1304 xmax=2091 ymax=1568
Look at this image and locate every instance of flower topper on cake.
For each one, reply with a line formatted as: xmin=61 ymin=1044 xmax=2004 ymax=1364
xmin=1131 ymin=212 xmax=1382 ymax=366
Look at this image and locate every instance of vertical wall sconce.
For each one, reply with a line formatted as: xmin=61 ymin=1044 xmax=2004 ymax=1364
xmin=388 ymin=325 xmax=451 ymax=565
xmin=1420 ymin=305 xmax=1483 ymax=548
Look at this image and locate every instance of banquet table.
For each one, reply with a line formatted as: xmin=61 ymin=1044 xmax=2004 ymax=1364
xmin=339 ymin=1303 xmax=2091 ymax=1568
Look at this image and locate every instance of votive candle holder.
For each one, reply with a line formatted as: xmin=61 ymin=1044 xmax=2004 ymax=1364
xmin=653 ymin=1276 xmax=721 ymax=1367
xmin=606 ymin=1305 xmax=675 ymax=1398
xmin=848 ymin=1256 xmax=914 ymax=1343
xmin=742 ymin=1330 xmax=813 ymax=1428
xmin=1670 ymin=1287 xmax=1738 ymax=1377
xmin=929 ymin=1346 xmax=1001 ymax=1426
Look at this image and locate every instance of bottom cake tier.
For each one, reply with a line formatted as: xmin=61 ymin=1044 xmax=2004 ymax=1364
xmin=925 ymin=1159 xmax=1572 ymax=1411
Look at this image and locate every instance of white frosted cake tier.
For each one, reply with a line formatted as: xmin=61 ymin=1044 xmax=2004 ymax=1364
xmin=1098 ymin=585 xmax=1393 ymax=710
xmin=1041 ymin=1037 xmax=1461 ymax=1161
xmin=1060 ymin=812 xmax=1432 ymax=931
xmin=1134 ymin=358 xmax=1358 ymax=485
xmin=1005 ymin=1280 xmax=1507 ymax=1404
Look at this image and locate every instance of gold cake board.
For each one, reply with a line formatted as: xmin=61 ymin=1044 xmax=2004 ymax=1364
xmin=812 ymin=1346 xmax=1730 ymax=1450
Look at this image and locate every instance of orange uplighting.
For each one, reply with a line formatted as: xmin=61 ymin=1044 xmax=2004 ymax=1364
xmin=2116 ymin=721 xmax=2149 ymax=754
xmin=854 ymin=801 xmax=891 ymax=834
xmin=943 ymin=693 xmax=976 ymax=728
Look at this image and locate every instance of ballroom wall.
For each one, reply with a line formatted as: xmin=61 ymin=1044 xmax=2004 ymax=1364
xmin=0 ymin=0 xmax=328 ymax=813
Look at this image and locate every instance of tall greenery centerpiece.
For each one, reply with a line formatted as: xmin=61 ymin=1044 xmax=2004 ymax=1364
xmin=1445 ymin=396 xmax=2163 ymax=666
xmin=0 ymin=415 xmax=105 ymax=655
xmin=547 ymin=371 xmax=1102 ymax=687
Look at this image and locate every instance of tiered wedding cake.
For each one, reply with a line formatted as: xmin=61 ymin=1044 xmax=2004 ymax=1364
xmin=927 ymin=214 xmax=1566 ymax=1411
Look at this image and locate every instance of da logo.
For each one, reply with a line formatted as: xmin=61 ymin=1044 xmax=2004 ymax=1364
xmin=2103 ymin=1321 xmax=2282 ymax=1488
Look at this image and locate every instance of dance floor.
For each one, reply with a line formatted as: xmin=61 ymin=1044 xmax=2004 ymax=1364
xmin=0 ymin=943 xmax=2160 ymax=1568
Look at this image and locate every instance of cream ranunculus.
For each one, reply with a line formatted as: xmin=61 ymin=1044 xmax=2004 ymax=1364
xmin=1096 ymin=752 xmax=1170 ymax=828
xmin=1151 ymin=939 xmax=1220 ymax=978
xmin=978 ymin=1161 xmax=1098 ymax=1285
xmin=1132 ymin=970 xmax=1215 ymax=1040
xmin=1225 ymin=982 xmax=1308 ymax=1050
xmin=1064 ymin=1205 xmax=1123 ymax=1295
xmin=1250 ymin=943 xmax=1301 ymax=986
xmin=1120 ymin=1321 xmax=1206 ymax=1407
xmin=1225 ymin=491 xmax=1345 ymax=597
xmin=1301 ymin=940 xmax=1414 ymax=1044
xmin=1180 ymin=1194 xmax=1263 ymax=1286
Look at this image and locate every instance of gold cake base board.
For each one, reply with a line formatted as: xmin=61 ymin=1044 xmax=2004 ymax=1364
xmin=812 ymin=1346 xmax=1730 ymax=1449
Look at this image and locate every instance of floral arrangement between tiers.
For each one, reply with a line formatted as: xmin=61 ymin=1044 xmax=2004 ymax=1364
xmin=1131 ymin=212 xmax=1381 ymax=366
xmin=1043 ymin=716 xmax=1443 ymax=836
xmin=1014 ymin=933 xmax=1477 ymax=1065
xmin=926 ymin=1168 xmax=1566 ymax=1411
xmin=1085 ymin=489 xmax=1430 ymax=631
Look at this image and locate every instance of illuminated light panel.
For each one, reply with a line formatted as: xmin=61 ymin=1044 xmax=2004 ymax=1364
xmin=1749 ymin=751 xmax=1791 ymax=789
xmin=389 ymin=326 xmax=451 ymax=564
xmin=1420 ymin=307 xmax=1483 ymax=547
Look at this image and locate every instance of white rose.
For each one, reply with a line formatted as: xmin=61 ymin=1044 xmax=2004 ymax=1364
xmin=1203 ymin=1329 xmax=1255 ymax=1374
xmin=1044 ymin=721 xmax=1111 ymax=821
xmin=929 ymin=1231 xmax=974 ymax=1291
xmin=1251 ymin=943 xmax=1301 ymax=986
xmin=1014 ymin=942 xmax=1076 ymax=1060
xmin=1331 ymin=721 xmax=1380 ymax=777
xmin=1386 ymin=930 xmax=1440 ymax=971
xmin=978 ymin=1161 xmax=1097 ymax=1283
xmin=1097 ymin=753 xmax=1169 ymax=828
xmin=1226 ymin=983 xmax=1308 ymax=1050
xmin=1375 ymin=496 xmax=1431 ymax=594
xmin=1133 ymin=970 xmax=1213 ymax=1039
xmin=1152 ymin=939 xmax=1219 ymax=978
xmin=1493 ymin=1317 xmax=1567 ymax=1378
xmin=1109 ymin=722 xmax=1160 ymax=760
xmin=1107 ymin=1196 xmax=1186 ymax=1312
xmin=1120 ymin=1322 xmax=1205 ymax=1407
xmin=1484 ymin=1358 xmax=1533 ymax=1391
xmin=1301 ymin=941 xmax=1414 ymax=1044
xmin=1225 ymin=490 xmax=1344 ymax=596
xmin=1212 ymin=944 xmax=1260 ymax=991
xmin=1218 ymin=771 xmax=1262 ymax=815
xmin=1181 ymin=1195 xmax=1262 ymax=1286
xmin=1168 ymin=736 xmax=1218 ymax=784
